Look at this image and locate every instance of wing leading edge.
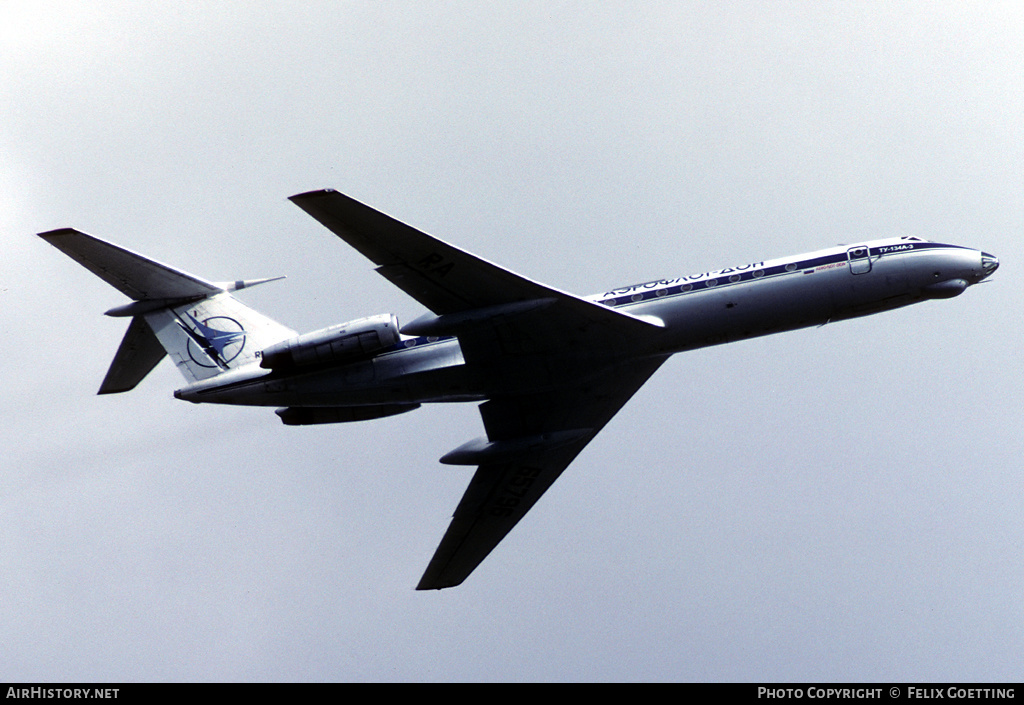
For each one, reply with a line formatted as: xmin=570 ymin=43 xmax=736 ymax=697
xmin=290 ymin=189 xmax=669 ymax=589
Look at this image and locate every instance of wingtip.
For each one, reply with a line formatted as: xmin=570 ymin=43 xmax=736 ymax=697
xmin=415 ymin=579 xmax=462 ymax=591
xmin=288 ymin=188 xmax=337 ymax=202
xmin=37 ymin=227 xmax=84 ymax=241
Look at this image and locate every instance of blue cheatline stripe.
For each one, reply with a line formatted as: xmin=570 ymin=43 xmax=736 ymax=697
xmin=597 ymin=242 xmax=963 ymax=308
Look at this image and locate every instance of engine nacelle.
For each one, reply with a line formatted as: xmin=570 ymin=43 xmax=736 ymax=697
xmin=260 ymin=313 xmax=400 ymax=369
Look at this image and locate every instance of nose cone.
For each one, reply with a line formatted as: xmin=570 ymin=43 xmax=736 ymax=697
xmin=981 ymin=252 xmax=999 ymax=277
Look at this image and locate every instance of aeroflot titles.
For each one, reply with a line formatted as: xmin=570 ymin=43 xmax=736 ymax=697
xmin=603 ymin=261 xmax=766 ymax=298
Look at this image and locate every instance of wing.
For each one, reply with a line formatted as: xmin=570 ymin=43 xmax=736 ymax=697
xmin=416 ymin=355 xmax=667 ymax=590
xmin=290 ymin=189 xmax=670 ymax=589
xmin=288 ymin=190 xmax=663 ymax=352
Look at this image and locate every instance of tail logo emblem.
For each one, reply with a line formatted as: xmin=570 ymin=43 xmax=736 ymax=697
xmin=177 ymin=313 xmax=247 ymax=368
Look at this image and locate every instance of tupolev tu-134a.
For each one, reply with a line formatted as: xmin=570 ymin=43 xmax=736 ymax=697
xmin=39 ymin=189 xmax=998 ymax=590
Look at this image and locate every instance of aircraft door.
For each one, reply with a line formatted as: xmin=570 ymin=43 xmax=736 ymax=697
xmin=847 ymin=246 xmax=872 ymax=274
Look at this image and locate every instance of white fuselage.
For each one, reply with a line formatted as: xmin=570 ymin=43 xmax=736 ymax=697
xmin=174 ymin=237 xmax=997 ymax=409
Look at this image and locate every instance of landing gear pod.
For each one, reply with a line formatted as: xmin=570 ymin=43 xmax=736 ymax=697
xmin=275 ymin=404 xmax=420 ymax=425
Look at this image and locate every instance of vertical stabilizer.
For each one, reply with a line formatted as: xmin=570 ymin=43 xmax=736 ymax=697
xmin=39 ymin=228 xmax=296 ymax=390
xmin=143 ymin=293 xmax=296 ymax=383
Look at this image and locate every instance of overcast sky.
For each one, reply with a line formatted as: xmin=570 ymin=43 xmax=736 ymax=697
xmin=2 ymin=1 xmax=1022 ymax=682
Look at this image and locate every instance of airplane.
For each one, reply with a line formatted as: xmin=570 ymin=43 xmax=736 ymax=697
xmin=39 ymin=189 xmax=999 ymax=590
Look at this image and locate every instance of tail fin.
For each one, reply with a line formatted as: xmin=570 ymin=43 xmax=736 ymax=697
xmin=39 ymin=229 xmax=296 ymax=392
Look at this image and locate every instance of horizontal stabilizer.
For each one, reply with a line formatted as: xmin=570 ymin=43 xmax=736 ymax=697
xmin=102 ymin=277 xmax=287 ymax=317
xmin=98 ymin=316 xmax=167 ymax=394
xmin=39 ymin=229 xmax=222 ymax=301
